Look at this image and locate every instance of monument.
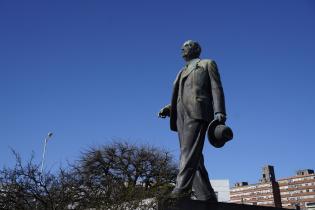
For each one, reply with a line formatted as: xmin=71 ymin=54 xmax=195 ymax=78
xmin=158 ymin=40 xmax=232 ymax=201
xmin=156 ymin=40 xmax=284 ymax=210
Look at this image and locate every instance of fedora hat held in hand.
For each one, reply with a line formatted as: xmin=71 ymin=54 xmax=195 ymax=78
xmin=207 ymin=119 xmax=233 ymax=148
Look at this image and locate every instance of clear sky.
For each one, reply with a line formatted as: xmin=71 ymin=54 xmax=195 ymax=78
xmin=1 ymin=0 xmax=314 ymax=186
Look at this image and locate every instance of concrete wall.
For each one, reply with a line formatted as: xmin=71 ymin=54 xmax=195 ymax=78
xmin=210 ymin=179 xmax=230 ymax=202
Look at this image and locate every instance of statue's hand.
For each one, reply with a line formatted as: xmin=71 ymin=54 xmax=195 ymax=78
xmin=215 ymin=112 xmax=226 ymax=123
xmin=158 ymin=106 xmax=171 ymax=118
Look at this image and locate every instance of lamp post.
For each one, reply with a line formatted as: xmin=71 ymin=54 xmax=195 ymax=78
xmin=40 ymin=132 xmax=53 ymax=173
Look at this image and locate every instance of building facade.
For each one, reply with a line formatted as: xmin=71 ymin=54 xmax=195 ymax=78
xmin=230 ymin=165 xmax=282 ymax=208
xmin=230 ymin=166 xmax=315 ymax=210
xmin=278 ymin=169 xmax=315 ymax=209
xmin=210 ymin=179 xmax=230 ymax=202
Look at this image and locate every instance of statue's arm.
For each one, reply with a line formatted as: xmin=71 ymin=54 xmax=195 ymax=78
xmin=158 ymin=70 xmax=182 ymax=119
xmin=158 ymin=104 xmax=171 ymax=118
xmin=165 ymin=104 xmax=171 ymax=110
xmin=208 ymin=60 xmax=226 ymax=116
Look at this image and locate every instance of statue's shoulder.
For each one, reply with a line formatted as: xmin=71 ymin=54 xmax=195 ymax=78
xmin=198 ymin=58 xmax=215 ymax=68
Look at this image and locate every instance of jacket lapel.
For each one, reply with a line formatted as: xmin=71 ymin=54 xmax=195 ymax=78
xmin=181 ymin=58 xmax=200 ymax=79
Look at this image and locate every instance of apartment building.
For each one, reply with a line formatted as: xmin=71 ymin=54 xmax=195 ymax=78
xmin=230 ymin=166 xmax=315 ymax=210
xmin=230 ymin=165 xmax=282 ymax=208
xmin=278 ymin=169 xmax=315 ymax=209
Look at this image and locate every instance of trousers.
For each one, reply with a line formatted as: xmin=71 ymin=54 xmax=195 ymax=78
xmin=172 ymin=99 xmax=217 ymax=201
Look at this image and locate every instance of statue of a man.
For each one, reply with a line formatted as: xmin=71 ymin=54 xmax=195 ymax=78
xmin=158 ymin=40 xmax=227 ymax=201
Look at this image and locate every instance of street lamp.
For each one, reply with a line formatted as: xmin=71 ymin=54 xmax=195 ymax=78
xmin=40 ymin=132 xmax=53 ymax=173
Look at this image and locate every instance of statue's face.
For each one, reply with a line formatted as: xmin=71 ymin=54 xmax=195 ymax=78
xmin=181 ymin=41 xmax=194 ymax=61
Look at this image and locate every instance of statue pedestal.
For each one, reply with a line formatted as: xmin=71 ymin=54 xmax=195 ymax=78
xmin=158 ymin=198 xmax=286 ymax=210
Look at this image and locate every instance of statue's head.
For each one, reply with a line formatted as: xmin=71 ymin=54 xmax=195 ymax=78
xmin=181 ymin=40 xmax=201 ymax=61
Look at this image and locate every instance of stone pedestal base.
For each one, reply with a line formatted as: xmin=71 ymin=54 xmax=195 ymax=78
xmin=158 ymin=198 xmax=285 ymax=210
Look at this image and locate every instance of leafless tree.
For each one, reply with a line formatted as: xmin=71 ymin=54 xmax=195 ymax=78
xmin=0 ymin=142 xmax=178 ymax=210
xmin=76 ymin=141 xmax=178 ymax=209
xmin=0 ymin=150 xmax=75 ymax=210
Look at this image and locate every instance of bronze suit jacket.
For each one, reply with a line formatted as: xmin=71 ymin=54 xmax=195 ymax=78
xmin=169 ymin=59 xmax=226 ymax=132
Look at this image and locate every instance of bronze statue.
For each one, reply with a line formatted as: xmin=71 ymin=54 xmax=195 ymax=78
xmin=158 ymin=40 xmax=227 ymax=201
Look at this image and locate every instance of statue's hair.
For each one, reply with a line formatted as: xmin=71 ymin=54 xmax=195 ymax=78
xmin=183 ymin=40 xmax=202 ymax=58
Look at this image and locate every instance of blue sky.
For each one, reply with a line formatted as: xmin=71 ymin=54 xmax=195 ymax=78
xmin=1 ymin=0 xmax=314 ymax=186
